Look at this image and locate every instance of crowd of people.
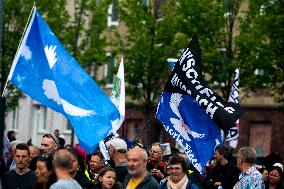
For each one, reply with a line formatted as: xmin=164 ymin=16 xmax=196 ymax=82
xmin=0 ymin=131 xmax=283 ymax=189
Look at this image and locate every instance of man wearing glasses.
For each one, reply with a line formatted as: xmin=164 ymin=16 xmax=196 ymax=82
xmin=40 ymin=134 xmax=59 ymax=156
xmin=147 ymin=142 xmax=167 ymax=182
xmin=233 ymin=146 xmax=264 ymax=189
xmin=85 ymin=151 xmax=105 ymax=183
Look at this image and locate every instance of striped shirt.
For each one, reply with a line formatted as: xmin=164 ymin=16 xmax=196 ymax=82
xmin=233 ymin=166 xmax=264 ymax=189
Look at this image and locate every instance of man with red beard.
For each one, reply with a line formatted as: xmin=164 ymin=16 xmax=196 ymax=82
xmin=121 ymin=146 xmax=159 ymax=189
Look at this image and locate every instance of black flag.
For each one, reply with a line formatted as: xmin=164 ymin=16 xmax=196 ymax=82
xmin=165 ymin=35 xmax=243 ymax=131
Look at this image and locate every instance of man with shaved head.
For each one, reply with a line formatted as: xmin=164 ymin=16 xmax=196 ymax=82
xmin=121 ymin=146 xmax=159 ymax=189
xmin=40 ymin=134 xmax=59 ymax=156
xmin=50 ymin=149 xmax=82 ymax=189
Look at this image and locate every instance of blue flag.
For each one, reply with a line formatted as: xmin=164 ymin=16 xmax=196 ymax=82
xmin=167 ymin=58 xmax=178 ymax=71
xmin=7 ymin=8 xmax=120 ymax=153
xmin=155 ymin=59 xmax=222 ymax=175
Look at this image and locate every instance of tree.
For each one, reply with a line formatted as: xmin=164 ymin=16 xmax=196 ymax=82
xmin=118 ymin=0 xmax=283 ymax=107
xmin=162 ymin=0 xmax=283 ymax=104
xmin=162 ymin=0 xmax=245 ymax=99
xmin=236 ymin=0 xmax=284 ymax=104
xmin=116 ymin=0 xmax=243 ymax=114
xmin=62 ymin=0 xmax=110 ymax=79
xmin=117 ymin=0 xmax=171 ymax=114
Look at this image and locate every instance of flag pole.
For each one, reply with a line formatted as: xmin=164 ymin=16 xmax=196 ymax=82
xmin=1 ymin=5 xmax=36 ymax=97
xmin=0 ymin=0 xmax=5 ymax=158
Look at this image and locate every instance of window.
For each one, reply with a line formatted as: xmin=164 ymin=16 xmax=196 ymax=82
xmin=66 ymin=120 xmax=72 ymax=132
xmin=12 ymin=107 xmax=19 ymax=130
xmin=32 ymin=104 xmax=47 ymax=132
xmin=249 ymin=122 xmax=272 ymax=157
xmin=104 ymin=53 xmax=115 ymax=86
xmin=107 ymin=0 xmax=119 ymax=27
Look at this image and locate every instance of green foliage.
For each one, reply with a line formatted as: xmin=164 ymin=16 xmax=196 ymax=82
xmin=118 ymin=0 xmax=283 ymax=108
xmin=236 ymin=0 xmax=284 ymax=103
xmin=117 ymin=0 xmax=243 ymax=113
xmin=170 ymin=0 xmax=244 ymax=98
xmin=117 ymin=0 xmax=170 ymax=112
xmin=64 ymin=0 xmax=110 ymax=74
xmin=1 ymin=0 xmax=283 ymax=112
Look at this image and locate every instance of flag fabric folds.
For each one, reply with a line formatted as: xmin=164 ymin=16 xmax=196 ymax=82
xmin=7 ymin=7 xmax=120 ymax=153
xmin=155 ymin=58 xmax=222 ymax=175
xmin=110 ymin=56 xmax=125 ymax=132
xmin=225 ymin=69 xmax=240 ymax=148
xmin=100 ymin=60 xmax=126 ymax=160
xmin=164 ymin=35 xmax=243 ymax=131
xmin=156 ymin=91 xmax=222 ymax=174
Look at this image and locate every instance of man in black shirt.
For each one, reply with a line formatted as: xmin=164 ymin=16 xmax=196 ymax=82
xmin=86 ymin=151 xmax=105 ymax=183
xmin=3 ymin=143 xmax=36 ymax=189
xmin=205 ymin=144 xmax=239 ymax=189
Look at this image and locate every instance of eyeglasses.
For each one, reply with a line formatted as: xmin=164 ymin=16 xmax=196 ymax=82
xmin=89 ymin=160 xmax=100 ymax=164
xmin=269 ymin=173 xmax=280 ymax=177
xmin=169 ymin=166 xmax=182 ymax=171
xmin=149 ymin=150 xmax=162 ymax=154
xmin=43 ymin=134 xmax=58 ymax=144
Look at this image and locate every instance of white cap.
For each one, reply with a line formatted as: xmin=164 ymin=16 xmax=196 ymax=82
xmin=273 ymin=163 xmax=283 ymax=172
xmin=106 ymin=138 xmax=127 ymax=151
xmin=10 ymin=140 xmax=22 ymax=147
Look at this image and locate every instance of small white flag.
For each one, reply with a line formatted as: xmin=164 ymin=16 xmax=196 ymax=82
xmin=225 ymin=68 xmax=240 ymax=148
xmin=110 ymin=56 xmax=125 ymax=132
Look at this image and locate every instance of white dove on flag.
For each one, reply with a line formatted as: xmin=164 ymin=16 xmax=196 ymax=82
xmin=44 ymin=45 xmax=57 ymax=69
xmin=169 ymin=93 xmax=205 ymax=141
xmin=42 ymin=45 xmax=95 ymax=117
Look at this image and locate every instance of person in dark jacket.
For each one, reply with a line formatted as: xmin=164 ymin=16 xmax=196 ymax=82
xmin=68 ymin=148 xmax=94 ymax=189
xmin=32 ymin=155 xmax=56 ymax=189
xmin=106 ymin=138 xmax=129 ymax=184
xmin=160 ymin=155 xmax=200 ymax=189
xmin=3 ymin=143 xmax=36 ymax=189
xmin=86 ymin=151 xmax=105 ymax=183
xmin=204 ymin=144 xmax=239 ymax=189
xmin=266 ymin=165 xmax=283 ymax=189
xmin=147 ymin=142 xmax=167 ymax=183
xmin=121 ymin=146 xmax=159 ymax=189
